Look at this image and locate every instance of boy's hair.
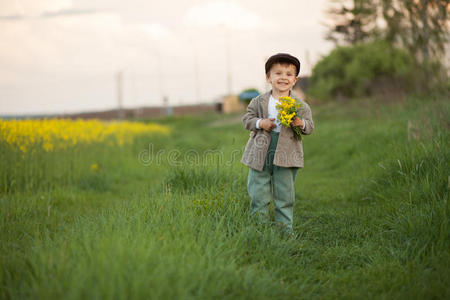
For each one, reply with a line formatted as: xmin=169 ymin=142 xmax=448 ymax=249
xmin=265 ymin=53 xmax=300 ymax=77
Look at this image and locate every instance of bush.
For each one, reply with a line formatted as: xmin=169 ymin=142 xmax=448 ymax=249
xmin=308 ymin=40 xmax=415 ymax=100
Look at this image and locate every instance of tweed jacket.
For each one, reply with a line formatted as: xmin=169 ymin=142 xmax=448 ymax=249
xmin=241 ymin=90 xmax=314 ymax=171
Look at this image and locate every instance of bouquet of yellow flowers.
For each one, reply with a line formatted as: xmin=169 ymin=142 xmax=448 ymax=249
xmin=276 ymin=96 xmax=304 ymax=140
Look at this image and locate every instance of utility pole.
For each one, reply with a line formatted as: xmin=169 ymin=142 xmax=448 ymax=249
xmin=155 ymin=48 xmax=165 ymax=106
xmin=193 ymin=41 xmax=201 ymax=103
xmin=130 ymin=68 xmax=142 ymax=118
xmin=116 ymin=70 xmax=124 ymax=119
xmin=155 ymin=49 xmax=171 ymax=116
xmin=305 ymin=50 xmax=311 ymax=76
xmin=223 ymin=23 xmax=232 ymax=96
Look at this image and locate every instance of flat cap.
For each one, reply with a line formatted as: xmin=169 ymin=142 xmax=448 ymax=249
xmin=265 ymin=53 xmax=300 ymax=76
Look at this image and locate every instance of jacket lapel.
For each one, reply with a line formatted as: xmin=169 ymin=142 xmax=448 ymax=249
xmin=290 ymin=90 xmax=301 ymax=102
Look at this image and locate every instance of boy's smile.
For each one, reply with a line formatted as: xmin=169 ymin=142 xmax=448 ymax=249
xmin=266 ymin=63 xmax=298 ymax=97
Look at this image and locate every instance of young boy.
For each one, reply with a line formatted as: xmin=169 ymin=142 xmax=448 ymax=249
xmin=241 ymin=53 xmax=314 ymax=235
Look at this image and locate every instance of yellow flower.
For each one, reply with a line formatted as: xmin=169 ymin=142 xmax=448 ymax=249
xmin=90 ymin=163 xmax=100 ymax=172
xmin=0 ymin=118 xmax=170 ymax=153
xmin=276 ymin=96 xmax=304 ymax=140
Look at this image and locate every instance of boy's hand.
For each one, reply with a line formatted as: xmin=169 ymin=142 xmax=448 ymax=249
xmin=292 ymin=116 xmax=304 ymax=128
xmin=260 ymin=118 xmax=276 ymax=132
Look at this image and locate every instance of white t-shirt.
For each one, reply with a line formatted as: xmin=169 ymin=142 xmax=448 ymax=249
xmin=268 ymin=94 xmax=282 ymax=132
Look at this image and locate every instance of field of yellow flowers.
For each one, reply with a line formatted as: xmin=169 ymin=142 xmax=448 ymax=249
xmin=0 ymin=118 xmax=169 ymax=193
xmin=0 ymin=118 xmax=169 ymax=153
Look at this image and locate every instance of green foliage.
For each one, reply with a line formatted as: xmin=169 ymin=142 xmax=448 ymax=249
xmin=309 ymin=40 xmax=414 ymax=100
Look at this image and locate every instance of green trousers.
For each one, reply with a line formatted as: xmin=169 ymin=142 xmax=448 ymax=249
xmin=247 ymin=131 xmax=299 ymax=232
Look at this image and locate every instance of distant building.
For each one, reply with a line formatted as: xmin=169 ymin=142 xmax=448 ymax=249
xmin=221 ymin=95 xmax=245 ymax=114
xmin=3 ymin=104 xmax=220 ymax=121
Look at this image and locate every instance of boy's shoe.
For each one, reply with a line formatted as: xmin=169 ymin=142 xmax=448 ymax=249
xmin=277 ymin=223 xmax=295 ymax=239
xmin=284 ymin=229 xmax=296 ymax=239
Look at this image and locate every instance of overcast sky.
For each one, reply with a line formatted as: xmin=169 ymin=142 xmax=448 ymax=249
xmin=0 ymin=0 xmax=334 ymax=116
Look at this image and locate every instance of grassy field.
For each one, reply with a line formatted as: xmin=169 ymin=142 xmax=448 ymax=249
xmin=1 ymin=96 xmax=449 ymax=299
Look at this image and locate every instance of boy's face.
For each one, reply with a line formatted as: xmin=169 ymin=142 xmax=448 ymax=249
xmin=266 ymin=63 xmax=298 ymax=94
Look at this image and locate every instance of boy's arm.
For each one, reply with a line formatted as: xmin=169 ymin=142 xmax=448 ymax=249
xmin=298 ymin=102 xmax=314 ymax=135
xmin=242 ymin=98 xmax=260 ymax=131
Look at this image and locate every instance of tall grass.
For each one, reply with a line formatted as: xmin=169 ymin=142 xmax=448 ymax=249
xmin=0 ymin=97 xmax=448 ymax=299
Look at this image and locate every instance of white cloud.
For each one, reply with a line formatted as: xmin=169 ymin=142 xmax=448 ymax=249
xmin=184 ymin=1 xmax=262 ymax=30
xmin=0 ymin=10 xmax=173 ymax=76
xmin=130 ymin=23 xmax=171 ymax=40
xmin=0 ymin=0 xmax=73 ymax=17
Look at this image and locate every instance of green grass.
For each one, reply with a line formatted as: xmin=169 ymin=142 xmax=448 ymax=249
xmin=1 ymin=96 xmax=449 ymax=299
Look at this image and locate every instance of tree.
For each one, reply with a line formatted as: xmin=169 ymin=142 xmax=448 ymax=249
xmin=327 ymin=0 xmax=449 ymax=63
xmin=325 ymin=0 xmax=449 ymax=91
xmin=325 ymin=0 xmax=379 ymax=45
xmin=381 ymin=0 xmax=449 ymax=65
